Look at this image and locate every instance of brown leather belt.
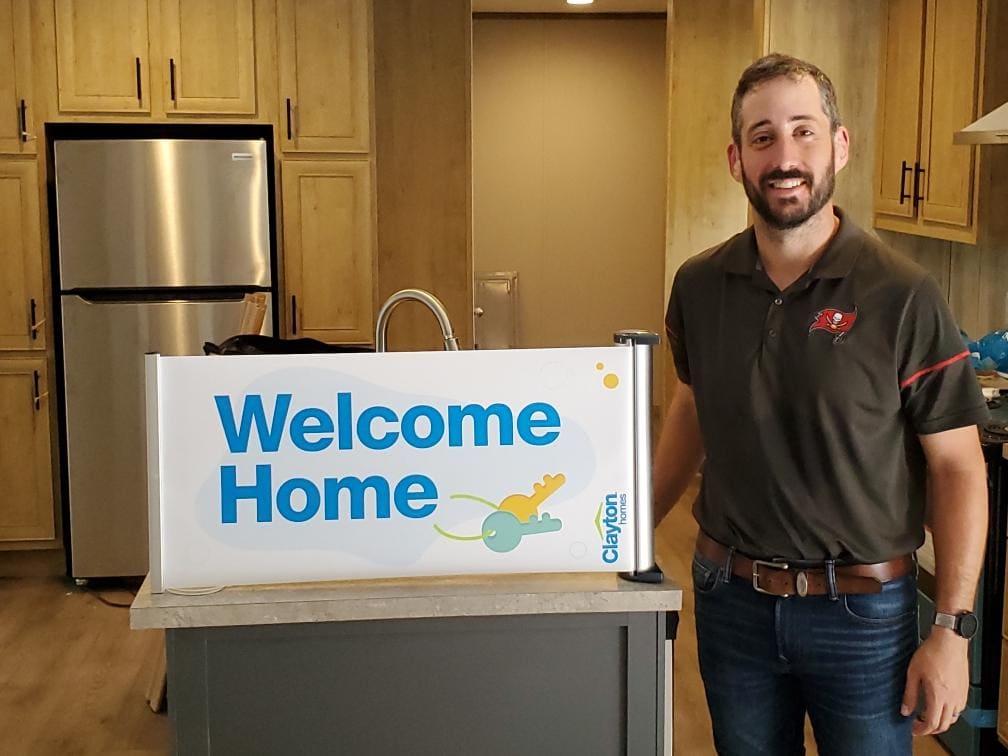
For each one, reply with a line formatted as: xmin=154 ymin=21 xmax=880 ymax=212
xmin=696 ymin=532 xmax=914 ymax=597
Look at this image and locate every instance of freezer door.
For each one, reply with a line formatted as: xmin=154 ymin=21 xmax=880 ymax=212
xmin=54 ymin=139 xmax=271 ymax=289
xmin=61 ymin=295 xmax=271 ymax=577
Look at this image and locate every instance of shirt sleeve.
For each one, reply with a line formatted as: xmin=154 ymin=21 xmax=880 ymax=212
xmin=665 ymin=268 xmax=691 ymax=385
xmin=898 ymin=275 xmax=988 ymax=434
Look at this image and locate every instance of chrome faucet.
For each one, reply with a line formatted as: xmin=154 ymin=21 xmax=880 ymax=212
xmin=375 ymin=288 xmax=460 ymax=352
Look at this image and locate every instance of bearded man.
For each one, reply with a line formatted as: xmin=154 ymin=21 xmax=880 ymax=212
xmin=654 ymin=54 xmax=989 ymax=755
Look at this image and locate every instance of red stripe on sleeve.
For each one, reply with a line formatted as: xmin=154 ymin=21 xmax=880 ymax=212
xmin=899 ymin=350 xmax=970 ymax=390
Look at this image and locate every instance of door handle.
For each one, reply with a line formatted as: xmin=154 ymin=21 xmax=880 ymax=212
xmin=286 ymin=98 xmax=294 ymax=141
xmin=913 ymin=163 xmax=926 ymax=207
xmin=18 ymin=99 xmax=32 ymax=142
xmin=28 ymin=298 xmax=46 ymax=340
xmin=136 ymin=57 xmax=142 ymax=102
xmin=291 ymin=294 xmax=298 ymax=334
xmin=169 ymin=58 xmax=177 ymax=102
xmin=899 ymin=160 xmax=912 ymax=205
xmin=33 ymin=370 xmax=40 ymax=411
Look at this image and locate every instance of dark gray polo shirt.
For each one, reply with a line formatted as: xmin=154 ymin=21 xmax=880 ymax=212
xmin=665 ymin=208 xmax=988 ymax=563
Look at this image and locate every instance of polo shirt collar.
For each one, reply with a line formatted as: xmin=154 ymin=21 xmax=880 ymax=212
xmin=720 ymin=207 xmax=862 ymax=280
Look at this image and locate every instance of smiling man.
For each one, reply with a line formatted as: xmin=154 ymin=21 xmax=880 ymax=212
xmin=653 ymin=54 xmax=989 ymax=755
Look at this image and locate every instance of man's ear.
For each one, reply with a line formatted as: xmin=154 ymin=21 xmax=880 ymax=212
xmin=833 ymin=126 xmax=850 ymax=173
xmin=727 ymin=142 xmax=743 ymax=184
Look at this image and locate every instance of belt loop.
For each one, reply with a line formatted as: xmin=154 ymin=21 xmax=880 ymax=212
xmin=825 ymin=559 xmax=839 ymax=601
xmin=722 ymin=547 xmax=735 ymax=584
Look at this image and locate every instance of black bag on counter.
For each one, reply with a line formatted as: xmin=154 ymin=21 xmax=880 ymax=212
xmin=203 ymin=334 xmax=374 ymax=356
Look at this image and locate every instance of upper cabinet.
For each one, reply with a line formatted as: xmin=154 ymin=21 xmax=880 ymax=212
xmin=873 ymin=0 xmax=984 ymax=244
xmin=54 ymin=0 xmax=151 ymax=114
xmin=277 ymin=0 xmax=370 ymax=153
xmin=161 ymin=0 xmax=256 ymax=115
xmin=0 ymin=0 xmax=35 ymax=153
xmin=54 ymin=0 xmax=257 ymax=117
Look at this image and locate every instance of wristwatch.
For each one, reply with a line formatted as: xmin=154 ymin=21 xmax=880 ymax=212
xmin=933 ymin=610 xmax=979 ymax=640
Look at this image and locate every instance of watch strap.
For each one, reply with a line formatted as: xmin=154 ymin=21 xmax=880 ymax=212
xmin=933 ymin=611 xmax=958 ymax=632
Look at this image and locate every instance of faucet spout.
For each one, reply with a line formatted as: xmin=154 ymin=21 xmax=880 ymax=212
xmin=375 ymin=289 xmax=460 ymax=352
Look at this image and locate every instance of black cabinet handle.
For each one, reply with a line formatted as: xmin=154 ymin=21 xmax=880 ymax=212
xmin=913 ymin=163 xmax=926 ymax=206
xmin=33 ymin=370 xmax=40 ymax=411
xmin=29 ymin=298 xmax=37 ymax=339
xmin=169 ymin=58 xmax=177 ymax=102
xmin=899 ymin=160 xmax=912 ymax=205
xmin=18 ymin=99 xmax=28 ymax=142
xmin=136 ymin=57 xmax=142 ymax=102
xmin=291 ymin=294 xmax=298 ymax=334
xmin=286 ymin=98 xmax=293 ymax=140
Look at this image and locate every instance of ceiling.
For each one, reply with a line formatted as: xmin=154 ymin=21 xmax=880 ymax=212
xmin=472 ymin=0 xmax=666 ymax=12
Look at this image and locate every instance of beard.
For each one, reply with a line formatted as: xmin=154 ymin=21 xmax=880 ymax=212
xmin=740 ymin=150 xmax=836 ymax=231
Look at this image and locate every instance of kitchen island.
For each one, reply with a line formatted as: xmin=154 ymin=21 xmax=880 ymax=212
xmin=131 ymin=570 xmax=682 ymax=756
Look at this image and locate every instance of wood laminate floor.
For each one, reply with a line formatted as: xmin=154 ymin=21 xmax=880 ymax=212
xmin=0 ymin=501 xmax=950 ymax=755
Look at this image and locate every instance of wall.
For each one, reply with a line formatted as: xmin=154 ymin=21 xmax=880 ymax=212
xmin=472 ymin=16 xmax=667 ymax=349
xmin=373 ymin=0 xmax=473 ymax=351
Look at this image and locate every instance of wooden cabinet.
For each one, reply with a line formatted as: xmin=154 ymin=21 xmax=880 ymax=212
xmin=0 ymin=0 xmax=34 ymax=153
xmin=0 ymin=358 xmax=54 ymax=542
xmin=873 ymin=0 xmax=984 ymax=244
xmin=54 ymin=0 xmax=257 ymax=116
xmin=0 ymin=160 xmax=44 ymax=351
xmin=281 ymin=160 xmax=374 ymax=343
xmin=277 ymin=0 xmax=370 ymax=153
xmin=161 ymin=0 xmax=256 ymax=115
xmin=54 ymin=0 xmax=151 ymax=113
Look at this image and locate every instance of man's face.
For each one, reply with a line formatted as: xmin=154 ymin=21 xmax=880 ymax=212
xmin=727 ymin=75 xmax=849 ymax=230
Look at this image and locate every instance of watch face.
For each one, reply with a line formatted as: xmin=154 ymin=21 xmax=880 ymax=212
xmin=957 ymin=612 xmax=979 ymax=640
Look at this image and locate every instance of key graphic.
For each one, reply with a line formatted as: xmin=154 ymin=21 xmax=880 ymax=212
xmin=482 ymin=511 xmax=563 ymax=553
xmin=497 ymin=473 xmax=566 ymax=522
xmin=434 ymin=473 xmax=568 ymax=553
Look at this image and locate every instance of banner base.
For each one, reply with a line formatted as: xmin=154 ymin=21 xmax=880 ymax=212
xmin=620 ymin=566 xmax=664 ymax=584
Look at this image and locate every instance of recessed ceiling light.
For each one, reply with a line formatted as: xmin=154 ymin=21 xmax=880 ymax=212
xmin=567 ymin=0 xmax=594 ymax=5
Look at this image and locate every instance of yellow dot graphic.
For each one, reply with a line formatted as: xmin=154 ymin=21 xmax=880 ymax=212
xmin=603 ymin=373 xmax=619 ymax=389
xmin=595 ymin=362 xmax=604 ymax=370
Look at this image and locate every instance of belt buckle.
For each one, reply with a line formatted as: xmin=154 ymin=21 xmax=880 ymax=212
xmin=752 ymin=559 xmax=790 ymax=597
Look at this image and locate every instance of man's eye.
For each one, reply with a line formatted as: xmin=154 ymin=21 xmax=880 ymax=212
xmin=752 ymin=135 xmax=771 ymax=145
xmin=797 ymin=128 xmax=814 ymax=137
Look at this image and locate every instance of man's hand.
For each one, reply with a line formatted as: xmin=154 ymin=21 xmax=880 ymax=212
xmin=900 ymin=629 xmax=969 ymax=735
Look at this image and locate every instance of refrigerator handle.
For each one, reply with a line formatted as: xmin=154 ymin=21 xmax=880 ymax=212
xmin=291 ymin=294 xmax=298 ymax=334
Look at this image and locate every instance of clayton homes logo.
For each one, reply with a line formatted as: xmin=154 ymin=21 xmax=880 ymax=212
xmin=597 ymin=492 xmax=628 ymax=564
xmin=212 ymin=392 xmax=562 ymax=524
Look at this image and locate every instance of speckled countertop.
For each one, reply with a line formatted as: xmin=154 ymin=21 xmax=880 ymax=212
xmin=130 ymin=568 xmax=683 ymax=630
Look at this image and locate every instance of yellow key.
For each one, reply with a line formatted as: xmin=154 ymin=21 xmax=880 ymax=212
xmin=497 ymin=473 xmax=566 ymax=522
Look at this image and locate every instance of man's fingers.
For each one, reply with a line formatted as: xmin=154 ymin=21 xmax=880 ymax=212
xmin=912 ymin=691 xmax=941 ymax=736
xmin=900 ymin=673 xmax=919 ymax=717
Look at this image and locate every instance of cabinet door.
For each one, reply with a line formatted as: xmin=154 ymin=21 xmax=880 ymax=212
xmin=874 ymin=0 xmax=925 ymax=220
xmin=0 ymin=160 xmax=44 ymax=350
xmin=918 ymin=0 xmax=980 ymax=229
xmin=0 ymin=358 xmax=54 ymax=542
xmin=282 ymin=160 xmax=374 ymax=343
xmin=54 ymin=0 xmax=151 ymax=113
xmin=277 ymin=0 xmax=370 ymax=153
xmin=0 ymin=0 xmax=33 ymax=154
xmin=160 ymin=0 xmax=256 ymax=115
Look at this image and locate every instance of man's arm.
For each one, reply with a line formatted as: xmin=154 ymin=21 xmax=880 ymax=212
xmin=652 ymin=380 xmax=705 ymax=525
xmin=901 ymin=425 xmax=987 ymax=736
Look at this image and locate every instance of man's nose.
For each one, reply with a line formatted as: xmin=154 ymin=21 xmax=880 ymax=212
xmin=766 ymin=136 xmax=802 ymax=172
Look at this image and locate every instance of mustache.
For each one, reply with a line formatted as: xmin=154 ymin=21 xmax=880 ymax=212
xmin=761 ymin=168 xmax=813 ymax=185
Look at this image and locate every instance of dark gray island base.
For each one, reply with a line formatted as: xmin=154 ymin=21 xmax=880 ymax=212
xmin=131 ymin=572 xmax=682 ymax=756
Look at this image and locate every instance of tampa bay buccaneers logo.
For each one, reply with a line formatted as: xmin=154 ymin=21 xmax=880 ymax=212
xmin=809 ymin=307 xmax=857 ymax=344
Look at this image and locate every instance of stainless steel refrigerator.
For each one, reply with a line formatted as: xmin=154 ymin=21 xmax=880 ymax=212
xmin=53 ymin=138 xmax=275 ymax=579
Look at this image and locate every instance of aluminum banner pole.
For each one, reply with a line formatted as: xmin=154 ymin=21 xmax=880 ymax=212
xmin=614 ymin=330 xmax=663 ymax=583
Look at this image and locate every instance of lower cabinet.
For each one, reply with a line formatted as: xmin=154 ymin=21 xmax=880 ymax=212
xmin=0 ymin=357 xmax=54 ymax=542
xmin=281 ymin=159 xmax=375 ymax=344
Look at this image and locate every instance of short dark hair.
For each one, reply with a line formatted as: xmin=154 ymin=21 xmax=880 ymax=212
xmin=731 ymin=54 xmax=842 ymax=145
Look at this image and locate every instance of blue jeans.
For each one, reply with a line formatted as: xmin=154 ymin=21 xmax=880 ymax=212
xmin=692 ymin=551 xmax=918 ymax=756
